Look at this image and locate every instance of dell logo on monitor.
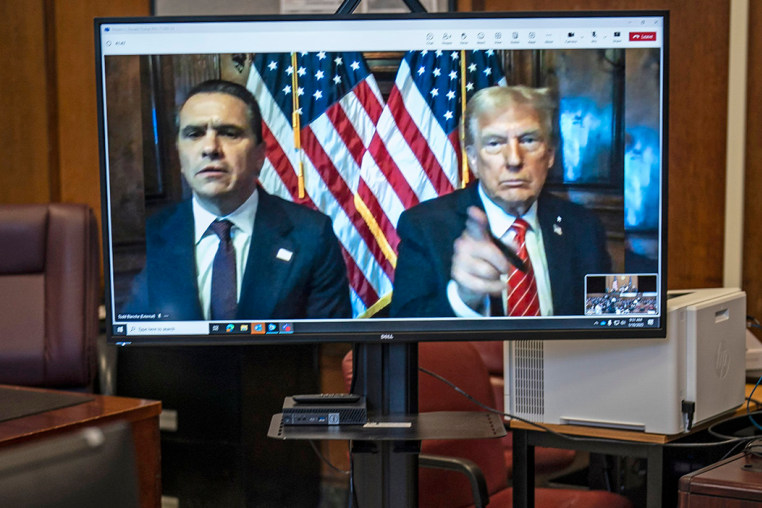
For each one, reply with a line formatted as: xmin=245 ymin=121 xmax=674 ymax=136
xmin=380 ymin=334 xmax=395 ymax=340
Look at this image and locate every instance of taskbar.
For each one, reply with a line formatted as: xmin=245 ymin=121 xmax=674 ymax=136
xmin=111 ymin=315 xmax=661 ymax=340
xmin=111 ymin=320 xmax=293 ymax=337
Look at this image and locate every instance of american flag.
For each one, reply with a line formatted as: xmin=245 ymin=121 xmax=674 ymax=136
xmin=356 ymin=49 xmax=507 ymax=266
xmin=247 ymin=51 xmax=393 ymax=317
xmin=247 ymin=49 xmax=505 ymax=317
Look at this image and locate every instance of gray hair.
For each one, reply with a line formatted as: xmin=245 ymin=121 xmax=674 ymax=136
xmin=463 ymin=85 xmax=557 ymax=149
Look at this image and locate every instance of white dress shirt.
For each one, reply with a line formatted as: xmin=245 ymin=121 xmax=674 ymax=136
xmin=447 ymin=184 xmax=554 ymax=317
xmin=192 ymin=190 xmax=259 ymax=320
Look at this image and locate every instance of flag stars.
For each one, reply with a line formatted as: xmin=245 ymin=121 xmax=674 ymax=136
xmin=334 ymin=56 xmax=343 ymax=66
xmin=451 ymin=51 xmax=459 ymax=60
xmin=433 ymin=68 xmax=441 ymax=77
xmin=313 ymin=90 xmax=323 ymax=100
xmin=443 ymin=110 xmax=454 ymax=121
xmin=483 ymin=67 xmax=492 ymax=76
xmin=466 ymin=82 xmax=474 ymax=92
xmin=417 ymin=66 xmax=426 ymax=76
xmin=315 ymin=69 xmax=325 ymax=80
xmin=333 ymin=75 xmax=342 ymax=85
xmin=267 ymin=60 xmax=278 ymax=71
xmin=449 ymin=70 xmax=458 ymax=80
xmin=286 ymin=65 xmax=294 ymax=75
xmin=317 ymin=51 xmax=326 ymax=60
xmin=282 ymin=85 xmax=292 ymax=95
xmin=430 ymin=88 xmax=439 ymax=98
xmin=468 ymin=63 xmax=477 ymax=73
xmin=435 ymin=50 xmax=443 ymax=57
xmin=297 ymin=66 xmax=306 ymax=77
xmin=297 ymin=87 xmax=304 ymax=96
xmin=350 ymin=61 xmax=360 ymax=71
xmin=446 ymin=90 xmax=456 ymax=100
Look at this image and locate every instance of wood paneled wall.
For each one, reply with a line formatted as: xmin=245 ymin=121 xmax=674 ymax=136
xmin=0 ymin=0 xmax=150 ymax=222
xmin=464 ymin=0 xmax=731 ymax=292
xmin=1 ymin=0 xmax=56 ymax=204
xmin=745 ymin=2 xmax=762 ymax=330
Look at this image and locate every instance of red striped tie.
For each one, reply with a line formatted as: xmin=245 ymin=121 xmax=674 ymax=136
xmin=507 ymin=218 xmax=540 ymax=316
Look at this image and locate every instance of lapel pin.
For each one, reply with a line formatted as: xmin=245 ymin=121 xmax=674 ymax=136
xmin=276 ymin=248 xmax=293 ymax=262
xmin=553 ymin=224 xmax=563 ymax=236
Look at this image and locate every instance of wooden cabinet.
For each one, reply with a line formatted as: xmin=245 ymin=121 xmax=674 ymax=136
xmin=679 ymin=452 xmax=762 ymax=507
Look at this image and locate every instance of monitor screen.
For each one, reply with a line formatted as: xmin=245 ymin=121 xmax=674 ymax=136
xmin=96 ymin=11 xmax=668 ymax=345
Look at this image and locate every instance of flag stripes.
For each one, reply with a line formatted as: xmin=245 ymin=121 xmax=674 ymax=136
xmin=247 ymin=49 xmax=505 ymax=316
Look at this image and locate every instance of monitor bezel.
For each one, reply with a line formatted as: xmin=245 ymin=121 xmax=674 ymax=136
xmin=95 ymin=10 xmax=669 ymax=346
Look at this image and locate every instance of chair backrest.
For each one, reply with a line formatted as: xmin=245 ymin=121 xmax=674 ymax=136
xmin=343 ymin=342 xmax=510 ymax=508
xmin=470 ymin=341 xmax=504 ymax=376
xmin=0 ymin=204 xmax=99 ymax=388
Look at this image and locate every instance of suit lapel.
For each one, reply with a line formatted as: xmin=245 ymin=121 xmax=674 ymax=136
xmin=237 ymin=192 xmax=296 ymax=318
xmin=150 ymin=202 xmax=204 ymax=320
xmin=537 ymin=193 xmax=570 ymax=313
xmin=456 ymin=182 xmax=483 ymax=217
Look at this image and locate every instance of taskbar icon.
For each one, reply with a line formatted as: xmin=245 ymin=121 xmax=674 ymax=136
xmin=209 ymin=322 xmax=250 ymax=335
xmin=209 ymin=322 xmax=294 ymax=335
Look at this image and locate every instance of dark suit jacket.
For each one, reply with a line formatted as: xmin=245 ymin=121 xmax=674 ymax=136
xmin=389 ymin=182 xmax=611 ymax=317
xmin=121 ymin=190 xmax=352 ymax=320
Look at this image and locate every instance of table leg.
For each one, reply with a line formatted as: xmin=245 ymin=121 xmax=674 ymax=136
xmin=512 ymin=429 xmax=535 ymax=508
xmin=645 ymin=444 xmax=663 ymax=508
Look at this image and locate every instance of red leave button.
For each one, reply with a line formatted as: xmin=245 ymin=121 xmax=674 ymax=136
xmin=630 ymin=32 xmax=656 ymax=41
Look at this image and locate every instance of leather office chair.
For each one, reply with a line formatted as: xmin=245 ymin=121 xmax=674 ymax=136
xmin=471 ymin=341 xmax=577 ymax=477
xmin=0 ymin=204 xmax=99 ymax=390
xmin=342 ymin=343 xmax=633 ymax=508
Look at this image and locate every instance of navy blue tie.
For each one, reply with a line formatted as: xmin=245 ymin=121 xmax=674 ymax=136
xmin=209 ymin=219 xmax=237 ymax=320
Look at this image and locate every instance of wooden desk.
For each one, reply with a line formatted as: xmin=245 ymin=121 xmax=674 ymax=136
xmin=0 ymin=385 xmax=161 ymax=508
xmin=511 ymin=385 xmax=757 ymax=508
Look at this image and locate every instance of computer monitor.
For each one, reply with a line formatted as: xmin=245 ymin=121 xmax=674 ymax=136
xmin=95 ymin=11 xmax=668 ymax=345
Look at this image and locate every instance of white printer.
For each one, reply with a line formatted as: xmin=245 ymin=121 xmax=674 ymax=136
xmin=504 ymin=288 xmax=746 ymax=435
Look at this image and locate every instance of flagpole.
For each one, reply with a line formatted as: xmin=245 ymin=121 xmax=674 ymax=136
xmin=290 ymin=52 xmax=305 ymax=199
xmin=459 ymin=50 xmax=469 ymax=188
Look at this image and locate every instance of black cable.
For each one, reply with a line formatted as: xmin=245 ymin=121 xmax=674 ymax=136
xmin=349 ymin=450 xmax=360 ymax=508
xmin=747 ymin=376 xmax=762 ymax=432
xmin=719 ymin=439 xmax=749 ymax=461
xmin=744 ymin=439 xmax=762 ymax=459
xmin=308 ymin=440 xmax=350 ymax=475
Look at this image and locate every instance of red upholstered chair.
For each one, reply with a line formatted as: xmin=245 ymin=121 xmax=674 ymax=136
xmin=342 ymin=343 xmax=633 ymax=508
xmin=471 ymin=341 xmax=577 ymax=477
xmin=0 ymin=204 xmax=99 ymax=390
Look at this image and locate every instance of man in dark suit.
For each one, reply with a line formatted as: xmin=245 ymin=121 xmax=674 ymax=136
xmin=121 ymin=80 xmax=351 ymax=321
xmin=390 ymin=85 xmax=611 ymax=318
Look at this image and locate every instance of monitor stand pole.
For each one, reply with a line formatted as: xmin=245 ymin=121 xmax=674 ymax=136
xmin=329 ymin=5 xmax=432 ymax=506
xmin=350 ymin=342 xmax=419 ymax=508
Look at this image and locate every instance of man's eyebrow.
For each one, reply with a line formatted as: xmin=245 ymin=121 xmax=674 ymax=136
xmin=179 ymin=123 xmax=248 ymax=135
xmin=480 ymin=132 xmax=508 ymax=140
xmin=180 ymin=124 xmax=205 ymax=135
xmin=212 ymin=123 xmax=247 ymax=132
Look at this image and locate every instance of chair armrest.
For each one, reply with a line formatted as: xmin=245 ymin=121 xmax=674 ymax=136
xmin=419 ymin=453 xmax=490 ymax=508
